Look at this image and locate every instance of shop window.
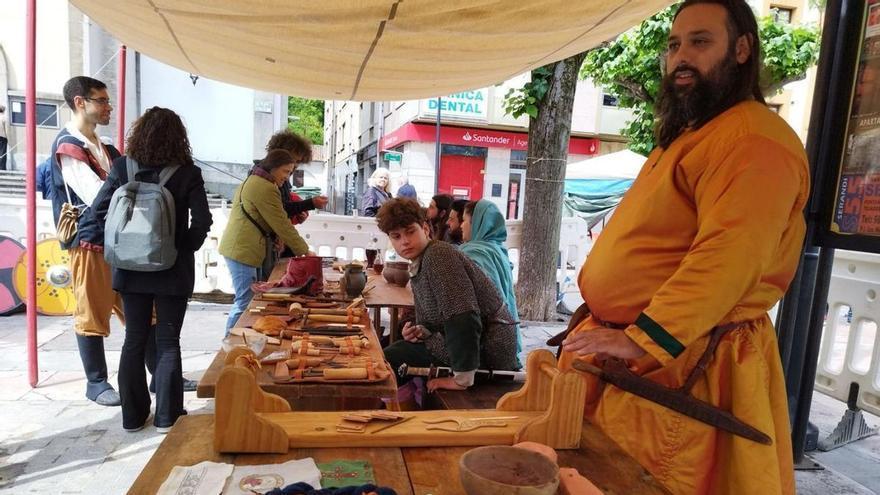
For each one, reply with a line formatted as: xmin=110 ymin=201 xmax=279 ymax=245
xmin=768 ymin=103 xmax=783 ymax=114
xmin=440 ymin=144 xmax=487 ymax=157
xmin=510 ymin=150 xmax=527 ymax=169
xmin=9 ymin=99 xmax=60 ymax=128
xmin=771 ymin=6 xmax=794 ymax=24
xmin=602 ymin=94 xmax=619 ymax=107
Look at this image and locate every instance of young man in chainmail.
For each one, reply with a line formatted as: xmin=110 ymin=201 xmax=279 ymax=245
xmin=376 ymin=198 xmax=519 ymax=393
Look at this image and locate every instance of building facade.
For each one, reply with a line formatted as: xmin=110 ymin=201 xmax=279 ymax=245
xmin=324 ymin=74 xmax=631 ymax=218
xmin=0 ymin=0 xmax=296 ymax=199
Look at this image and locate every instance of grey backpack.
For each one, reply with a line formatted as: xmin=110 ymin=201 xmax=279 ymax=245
xmin=104 ymin=158 xmax=180 ymax=271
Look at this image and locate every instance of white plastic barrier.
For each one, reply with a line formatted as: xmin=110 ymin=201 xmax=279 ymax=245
xmin=0 ymin=197 xmax=58 ymax=242
xmin=194 ymin=210 xmax=591 ymax=296
xmin=815 ymin=250 xmax=880 ymax=417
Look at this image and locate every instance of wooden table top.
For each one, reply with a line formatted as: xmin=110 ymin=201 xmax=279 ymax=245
xmin=129 ymin=415 xmax=669 ymax=495
xmin=324 ymin=266 xmax=414 ymax=309
xmin=196 ymin=262 xmax=397 ymax=404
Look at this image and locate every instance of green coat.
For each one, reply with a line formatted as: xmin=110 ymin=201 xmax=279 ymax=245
xmin=219 ymin=175 xmax=309 ymax=267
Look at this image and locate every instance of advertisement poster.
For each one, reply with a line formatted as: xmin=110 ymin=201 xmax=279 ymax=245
xmin=831 ymin=0 xmax=880 ymax=236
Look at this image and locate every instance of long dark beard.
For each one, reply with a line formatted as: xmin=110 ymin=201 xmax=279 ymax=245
xmin=655 ymin=53 xmax=741 ymax=149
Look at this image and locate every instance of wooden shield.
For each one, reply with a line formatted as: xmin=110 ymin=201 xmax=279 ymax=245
xmin=13 ymin=238 xmax=76 ymax=316
xmin=0 ymin=235 xmax=26 ymax=316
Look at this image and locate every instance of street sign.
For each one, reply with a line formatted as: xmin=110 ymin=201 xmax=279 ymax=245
xmin=383 ymin=151 xmax=402 ymax=163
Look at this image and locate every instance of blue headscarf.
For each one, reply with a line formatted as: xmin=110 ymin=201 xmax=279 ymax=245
xmin=458 ymin=200 xmax=522 ymax=356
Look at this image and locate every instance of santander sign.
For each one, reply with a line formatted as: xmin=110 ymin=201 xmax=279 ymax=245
xmin=380 ymin=123 xmax=598 ymax=155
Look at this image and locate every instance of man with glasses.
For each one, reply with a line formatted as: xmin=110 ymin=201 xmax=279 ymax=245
xmin=49 ymin=77 xmax=160 ymax=406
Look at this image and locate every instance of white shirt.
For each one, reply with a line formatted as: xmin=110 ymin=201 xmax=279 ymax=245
xmin=59 ymin=122 xmax=111 ymax=205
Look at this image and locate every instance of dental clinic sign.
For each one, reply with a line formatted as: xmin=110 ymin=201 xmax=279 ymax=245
xmin=419 ymin=90 xmax=489 ymax=121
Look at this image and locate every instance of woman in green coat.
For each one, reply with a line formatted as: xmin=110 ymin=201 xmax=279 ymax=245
xmin=219 ymin=149 xmax=311 ymax=333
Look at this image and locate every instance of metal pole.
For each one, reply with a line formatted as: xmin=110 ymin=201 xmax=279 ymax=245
xmin=329 ymin=100 xmax=337 ymax=213
xmin=375 ymin=101 xmax=384 ymax=166
xmin=25 ymin=0 xmax=38 ymax=388
xmin=434 ymin=97 xmax=441 ymax=194
xmin=116 ymin=45 xmax=127 ymax=153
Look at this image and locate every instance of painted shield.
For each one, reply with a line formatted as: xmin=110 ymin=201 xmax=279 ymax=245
xmin=0 ymin=235 xmax=26 ymax=316
xmin=13 ymin=238 xmax=76 ymax=316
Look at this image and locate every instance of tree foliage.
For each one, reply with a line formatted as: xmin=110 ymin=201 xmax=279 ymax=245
xmin=580 ymin=5 xmax=820 ymax=153
xmin=288 ymin=97 xmax=324 ymax=144
xmin=504 ymin=4 xmax=821 ymax=155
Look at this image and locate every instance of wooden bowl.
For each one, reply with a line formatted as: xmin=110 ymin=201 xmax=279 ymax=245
xmin=459 ymin=445 xmax=560 ymax=495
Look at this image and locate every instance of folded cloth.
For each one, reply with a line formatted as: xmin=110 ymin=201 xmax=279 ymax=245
xmin=317 ymin=460 xmax=375 ymax=489
xmin=265 ymin=482 xmax=397 ymax=495
xmin=157 ymin=461 xmax=234 ymax=495
xmin=223 ymin=458 xmax=322 ymax=494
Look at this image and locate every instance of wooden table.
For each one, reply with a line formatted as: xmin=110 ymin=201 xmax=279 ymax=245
xmin=130 ymin=414 xmax=670 ymax=495
xmin=196 ymin=263 xmax=398 ymax=410
xmin=325 ymin=267 xmax=414 ymax=343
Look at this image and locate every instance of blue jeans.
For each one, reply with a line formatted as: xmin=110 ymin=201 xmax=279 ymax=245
xmin=225 ymin=257 xmax=258 ymax=334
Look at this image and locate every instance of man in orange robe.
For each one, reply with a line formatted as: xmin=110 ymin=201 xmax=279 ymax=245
xmin=558 ymin=1 xmax=809 ymax=493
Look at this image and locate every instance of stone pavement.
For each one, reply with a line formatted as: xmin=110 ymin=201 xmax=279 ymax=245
xmin=0 ymin=303 xmax=877 ymax=494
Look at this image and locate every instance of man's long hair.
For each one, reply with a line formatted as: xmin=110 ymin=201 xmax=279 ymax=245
xmin=655 ymin=0 xmax=765 ymax=149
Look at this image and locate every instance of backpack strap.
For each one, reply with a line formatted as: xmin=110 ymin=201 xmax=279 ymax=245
xmin=158 ymin=165 xmax=181 ymax=186
xmin=125 ymin=157 xmax=139 ymax=184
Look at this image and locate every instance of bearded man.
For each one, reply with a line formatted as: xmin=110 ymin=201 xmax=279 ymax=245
xmin=557 ymin=1 xmax=808 ymax=493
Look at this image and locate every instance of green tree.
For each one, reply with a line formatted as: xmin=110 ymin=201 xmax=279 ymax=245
xmin=288 ymin=97 xmax=324 ymax=144
xmin=578 ymin=5 xmax=820 ymax=153
xmin=502 ymin=5 xmax=820 ymax=320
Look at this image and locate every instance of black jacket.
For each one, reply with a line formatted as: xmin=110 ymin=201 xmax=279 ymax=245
xmin=86 ymin=156 xmax=213 ymax=297
xmin=362 ymin=185 xmax=390 ymax=217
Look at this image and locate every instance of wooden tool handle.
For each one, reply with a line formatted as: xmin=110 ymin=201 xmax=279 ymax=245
xmin=284 ymin=358 xmax=323 ymax=368
xmin=309 ymin=314 xmax=361 ymax=323
xmin=323 ymin=368 xmax=368 ymax=380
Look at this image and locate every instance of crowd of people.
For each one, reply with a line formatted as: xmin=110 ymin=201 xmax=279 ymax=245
xmin=48 ymin=1 xmax=810 ymax=490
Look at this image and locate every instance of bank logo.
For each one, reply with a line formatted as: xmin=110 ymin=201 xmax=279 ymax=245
xmin=462 ymin=132 xmax=473 ymax=142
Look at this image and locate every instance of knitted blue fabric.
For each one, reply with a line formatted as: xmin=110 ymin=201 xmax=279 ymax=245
xmin=264 ymin=482 xmax=397 ymax=495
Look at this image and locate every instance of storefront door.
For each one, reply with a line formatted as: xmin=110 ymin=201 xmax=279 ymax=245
xmin=508 ymin=169 xmax=525 ymax=219
xmin=438 ymin=153 xmax=484 ymax=200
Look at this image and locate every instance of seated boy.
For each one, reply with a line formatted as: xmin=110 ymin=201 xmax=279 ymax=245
xmin=377 ymin=198 xmax=519 ymax=392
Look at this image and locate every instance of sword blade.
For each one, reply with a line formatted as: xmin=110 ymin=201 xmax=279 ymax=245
xmin=572 ymin=359 xmax=772 ymax=445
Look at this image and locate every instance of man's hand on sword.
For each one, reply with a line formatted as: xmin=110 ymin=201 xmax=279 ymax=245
xmin=562 ymin=327 xmax=646 ymax=360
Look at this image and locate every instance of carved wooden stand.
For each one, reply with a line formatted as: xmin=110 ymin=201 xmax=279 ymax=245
xmin=214 ymin=349 xmax=585 ymax=453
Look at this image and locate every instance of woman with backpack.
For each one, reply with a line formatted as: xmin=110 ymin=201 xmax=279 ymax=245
xmin=219 ymin=149 xmax=313 ymax=334
xmin=88 ymin=107 xmax=213 ymax=433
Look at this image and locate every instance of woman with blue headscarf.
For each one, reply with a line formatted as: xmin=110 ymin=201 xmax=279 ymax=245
xmin=459 ymin=200 xmax=522 ymax=359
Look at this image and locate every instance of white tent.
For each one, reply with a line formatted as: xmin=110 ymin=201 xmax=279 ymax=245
xmin=565 ymin=149 xmax=647 ymax=181
xmin=70 ymin=0 xmax=673 ymax=100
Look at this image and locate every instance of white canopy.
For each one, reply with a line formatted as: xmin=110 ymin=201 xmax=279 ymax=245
xmin=565 ymin=149 xmax=647 ymax=180
xmin=70 ymin=0 xmax=672 ymax=101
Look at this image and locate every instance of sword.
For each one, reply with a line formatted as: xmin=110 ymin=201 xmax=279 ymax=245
xmin=398 ymin=363 xmax=526 ymax=382
xmin=572 ymin=358 xmax=772 ymax=445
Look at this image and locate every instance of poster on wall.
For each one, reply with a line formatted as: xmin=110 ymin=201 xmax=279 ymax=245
xmin=829 ymin=0 xmax=880 ymax=239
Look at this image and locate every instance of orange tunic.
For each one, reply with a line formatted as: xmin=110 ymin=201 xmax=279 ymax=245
xmin=558 ymin=101 xmax=809 ymax=494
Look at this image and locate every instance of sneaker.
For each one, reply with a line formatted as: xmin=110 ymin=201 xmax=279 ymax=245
xmin=155 ymin=425 xmax=173 ymax=434
xmin=183 ymin=378 xmax=198 ymax=392
xmin=124 ymin=414 xmax=151 ymax=433
xmin=93 ymin=388 xmax=122 ymax=407
xmin=150 ymin=378 xmax=198 ymax=394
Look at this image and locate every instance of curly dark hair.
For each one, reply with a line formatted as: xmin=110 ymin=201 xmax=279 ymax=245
xmin=265 ymin=130 xmax=313 ymax=163
xmin=125 ymin=107 xmax=193 ymax=167
xmin=258 ymin=149 xmax=296 ymax=173
xmin=376 ymin=198 xmax=426 ymax=233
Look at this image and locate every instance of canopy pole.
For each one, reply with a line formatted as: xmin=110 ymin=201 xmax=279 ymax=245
xmin=26 ymin=0 xmax=38 ymax=388
xmin=434 ymin=97 xmax=441 ymax=194
xmin=116 ymin=45 xmax=126 ymax=152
